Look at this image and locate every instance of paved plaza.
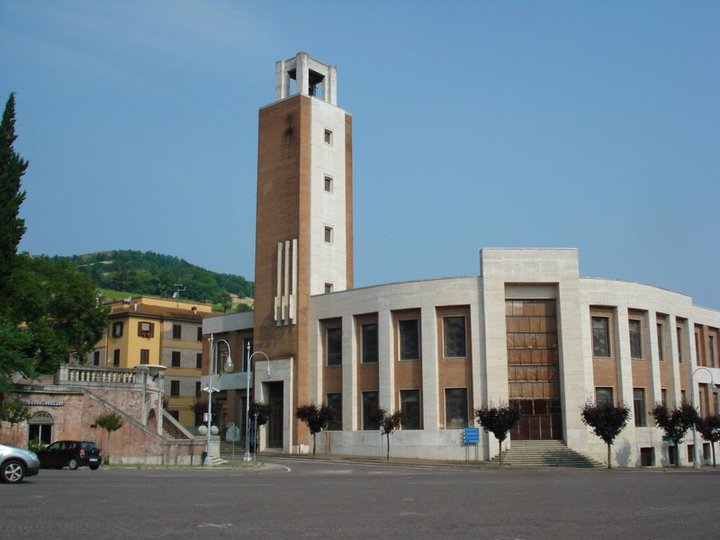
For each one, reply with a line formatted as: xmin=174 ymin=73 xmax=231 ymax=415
xmin=1 ymin=458 xmax=718 ymax=539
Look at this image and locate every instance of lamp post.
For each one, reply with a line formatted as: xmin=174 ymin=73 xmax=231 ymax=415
xmin=204 ymin=333 xmax=233 ymax=466
xmin=244 ymin=343 xmax=271 ymax=462
xmin=691 ymin=366 xmax=718 ymax=469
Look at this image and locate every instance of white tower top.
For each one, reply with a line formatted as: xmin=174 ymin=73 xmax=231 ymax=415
xmin=275 ymin=52 xmax=338 ymax=105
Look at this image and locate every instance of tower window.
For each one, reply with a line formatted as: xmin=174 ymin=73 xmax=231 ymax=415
xmin=324 ymin=175 xmax=333 ymax=192
xmin=324 ymin=226 xmax=333 ymax=243
xmin=324 ymin=129 xmax=333 ymax=144
xmin=324 ymin=283 xmax=334 ymax=294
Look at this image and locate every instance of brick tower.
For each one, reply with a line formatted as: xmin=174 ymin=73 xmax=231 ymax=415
xmin=253 ymin=52 xmax=353 ymax=449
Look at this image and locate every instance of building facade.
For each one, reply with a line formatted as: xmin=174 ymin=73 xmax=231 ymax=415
xmin=88 ymin=296 xmax=213 ymax=428
xmin=204 ymin=52 xmax=720 ymax=466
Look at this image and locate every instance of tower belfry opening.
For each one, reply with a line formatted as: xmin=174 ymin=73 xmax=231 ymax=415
xmin=276 ymin=51 xmax=337 ymax=105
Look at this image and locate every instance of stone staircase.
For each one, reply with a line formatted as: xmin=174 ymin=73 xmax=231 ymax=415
xmin=491 ymin=440 xmax=603 ymax=468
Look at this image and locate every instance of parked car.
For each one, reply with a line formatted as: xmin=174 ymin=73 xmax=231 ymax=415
xmin=37 ymin=441 xmax=102 ymax=470
xmin=0 ymin=444 xmax=40 ymax=483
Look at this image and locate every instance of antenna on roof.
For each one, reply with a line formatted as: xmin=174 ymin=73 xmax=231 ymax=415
xmin=173 ymin=281 xmax=186 ymax=300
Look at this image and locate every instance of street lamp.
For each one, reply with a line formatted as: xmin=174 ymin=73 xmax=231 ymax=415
xmin=204 ymin=333 xmax=233 ymax=466
xmin=244 ymin=342 xmax=271 ymax=462
xmin=691 ymin=366 xmax=719 ymax=469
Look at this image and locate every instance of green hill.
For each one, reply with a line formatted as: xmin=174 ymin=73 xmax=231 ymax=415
xmin=56 ymin=250 xmax=253 ymax=311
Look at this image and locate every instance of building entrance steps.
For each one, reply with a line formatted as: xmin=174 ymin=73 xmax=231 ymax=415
xmin=491 ymin=440 xmax=603 ymax=468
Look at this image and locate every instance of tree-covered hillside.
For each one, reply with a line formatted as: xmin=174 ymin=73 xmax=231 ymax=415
xmin=58 ymin=250 xmax=253 ymax=309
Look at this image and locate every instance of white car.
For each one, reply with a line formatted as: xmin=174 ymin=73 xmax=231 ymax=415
xmin=0 ymin=444 xmax=40 ymax=483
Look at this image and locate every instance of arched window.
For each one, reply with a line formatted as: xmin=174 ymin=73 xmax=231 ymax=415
xmin=28 ymin=411 xmax=54 ymax=445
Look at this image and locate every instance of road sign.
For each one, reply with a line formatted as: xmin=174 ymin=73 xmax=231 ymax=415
xmin=463 ymin=427 xmax=480 ymax=444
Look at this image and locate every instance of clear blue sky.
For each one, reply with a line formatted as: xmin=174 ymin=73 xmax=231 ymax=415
xmin=2 ymin=1 xmax=719 ymax=308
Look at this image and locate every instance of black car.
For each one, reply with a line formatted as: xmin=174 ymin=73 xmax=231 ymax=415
xmin=37 ymin=441 xmax=102 ymax=470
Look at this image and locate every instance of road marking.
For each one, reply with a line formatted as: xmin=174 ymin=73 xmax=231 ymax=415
xmin=197 ymin=523 xmax=233 ymax=529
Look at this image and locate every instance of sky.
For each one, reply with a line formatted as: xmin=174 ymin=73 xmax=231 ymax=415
xmin=1 ymin=1 xmax=719 ymax=308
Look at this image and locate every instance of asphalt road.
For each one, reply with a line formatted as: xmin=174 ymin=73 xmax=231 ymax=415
xmin=1 ymin=458 xmax=717 ymax=539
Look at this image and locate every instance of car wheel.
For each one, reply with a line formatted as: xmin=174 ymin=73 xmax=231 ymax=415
xmin=89 ymin=464 xmax=99 ymax=470
xmin=68 ymin=458 xmax=79 ymax=470
xmin=1 ymin=460 xmax=26 ymax=483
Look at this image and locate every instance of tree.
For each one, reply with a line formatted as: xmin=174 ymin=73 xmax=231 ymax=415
xmin=0 ymin=95 xmax=108 ymax=394
xmin=475 ymin=403 xmax=520 ymax=467
xmin=249 ymin=401 xmax=272 ymax=452
xmin=373 ymin=409 xmax=404 ymax=460
xmin=580 ymin=401 xmax=630 ymax=469
xmin=0 ymin=93 xmax=28 ymax=296
xmin=5 ymin=255 xmax=108 ymax=370
xmin=296 ymin=404 xmax=334 ymax=457
xmin=95 ymin=412 xmax=123 ymax=464
xmin=0 ymin=398 xmax=31 ymax=441
xmin=696 ymin=413 xmax=720 ymax=468
xmin=651 ymin=403 xmax=698 ymax=468
xmin=0 ymin=316 xmax=34 ymax=395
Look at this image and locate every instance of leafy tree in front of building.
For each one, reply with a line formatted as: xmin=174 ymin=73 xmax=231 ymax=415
xmin=0 ymin=93 xmax=108 ymax=396
xmin=296 ymin=404 xmax=334 ymax=457
xmin=96 ymin=412 xmax=124 ymax=464
xmin=475 ymin=403 xmax=520 ymax=467
xmin=373 ymin=409 xmax=404 ymax=461
xmin=696 ymin=413 xmax=720 ymax=467
xmin=651 ymin=403 xmax=698 ymax=468
xmin=580 ymin=401 xmax=630 ymax=469
xmin=249 ymin=401 xmax=272 ymax=452
xmin=0 ymin=398 xmax=31 ymax=443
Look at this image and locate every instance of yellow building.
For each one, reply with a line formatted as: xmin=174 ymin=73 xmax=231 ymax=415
xmin=88 ymin=296 xmax=214 ymax=428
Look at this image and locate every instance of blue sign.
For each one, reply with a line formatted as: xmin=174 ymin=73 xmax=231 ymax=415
xmin=463 ymin=428 xmax=480 ymax=444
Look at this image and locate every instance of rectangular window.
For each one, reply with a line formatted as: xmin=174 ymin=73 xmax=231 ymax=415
xmin=324 ymin=283 xmax=333 ymax=294
xmin=326 ymin=327 xmax=342 ymax=366
xmin=444 ymin=388 xmax=468 ymax=429
xmin=595 ymin=387 xmax=614 ymax=405
xmin=171 ymin=351 xmax=181 ymax=367
xmin=197 ymin=327 xmax=203 ymax=341
xmin=633 ymin=388 xmax=646 ymax=427
xmin=138 ymin=321 xmax=154 ymax=338
xmin=677 ymin=327 xmax=683 ymax=362
xmin=326 ymin=393 xmax=342 ymax=431
xmin=112 ymin=321 xmax=124 ymax=338
xmin=195 ymin=381 xmax=201 ymax=397
xmin=709 ymin=335 xmax=717 ymax=368
xmin=695 ymin=332 xmax=702 ymax=365
xmin=657 ymin=323 xmax=664 ymax=361
xmin=172 ymin=324 xmax=182 ymax=339
xmin=592 ymin=316 xmax=611 ymax=357
xmin=324 ymin=226 xmax=333 ymax=243
xmin=170 ymin=380 xmax=180 ymax=397
xmin=113 ymin=349 xmax=120 ymax=367
xmin=681 ymin=389 xmax=687 ymax=404
xmin=443 ymin=316 xmax=467 ymax=358
xmin=169 ymin=410 xmax=179 ymax=421
xmin=399 ymin=319 xmax=419 ymax=360
xmin=361 ymin=323 xmax=378 ymax=364
xmin=362 ymin=391 xmax=379 ymax=430
xmin=629 ymin=319 xmax=642 ymax=359
xmin=324 ymin=129 xmax=333 ymax=144
xmin=93 ymin=351 xmax=100 ymax=366
xmin=400 ymin=389 xmax=421 ymax=429
xmin=324 ymin=175 xmax=333 ymax=192
xmin=140 ymin=349 xmax=150 ymax=364
xmin=661 ymin=388 xmax=668 ymax=406
xmin=196 ymin=353 xmax=203 ymax=369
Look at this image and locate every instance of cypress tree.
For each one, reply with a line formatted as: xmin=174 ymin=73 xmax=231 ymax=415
xmin=0 ymin=93 xmax=28 ymax=296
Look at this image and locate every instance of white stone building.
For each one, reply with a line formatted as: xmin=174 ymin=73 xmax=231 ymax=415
xmin=203 ymin=52 xmax=720 ymax=467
